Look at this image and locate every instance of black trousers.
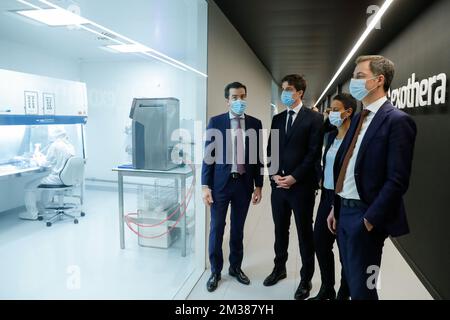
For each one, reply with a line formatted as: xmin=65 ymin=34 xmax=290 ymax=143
xmin=313 ymin=188 xmax=349 ymax=292
xmin=270 ymin=183 xmax=315 ymax=281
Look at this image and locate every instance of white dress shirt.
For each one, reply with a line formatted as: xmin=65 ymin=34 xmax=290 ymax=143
xmin=285 ymin=102 xmax=303 ymax=132
xmin=338 ymin=96 xmax=387 ymax=200
xmin=229 ymin=112 xmax=246 ymax=174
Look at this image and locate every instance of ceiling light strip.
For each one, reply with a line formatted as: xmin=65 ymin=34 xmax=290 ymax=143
xmin=146 ymin=50 xmax=208 ymax=78
xmin=313 ymin=0 xmax=394 ymax=107
xmin=141 ymin=52 xmax=187 ymax=71
xmin=36 ymin=0 xmax=206 ymax=77
xmin=16 ymin=0 xmax=42 ymax=10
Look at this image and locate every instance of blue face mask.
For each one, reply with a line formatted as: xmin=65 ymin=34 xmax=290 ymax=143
xmin=349 ymin=77 xmax=377 ymax=101
xmin=329 ymin=111 xmax=345 ymax=128
xmin=230 ymin=100 xmax=247 ymax=115
xmin=281 ymin=90 xmax=296 ymax=107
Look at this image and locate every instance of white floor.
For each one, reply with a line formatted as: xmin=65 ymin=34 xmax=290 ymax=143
xmin=0 ymin=188 xmax=197 ymax=300
xmin=0 ymin=184 xmax=433 ymax=300
xmin=188 ymin=183 xmax=433 ymax=300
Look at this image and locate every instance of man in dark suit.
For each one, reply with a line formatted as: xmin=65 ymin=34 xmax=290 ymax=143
xmin=264 ymin=74 xmax=324 ymax=300
xmin=328 ymin=55 xmax=417 ymax=300
xmin=202 ymin=82 xmax=264 ymax=292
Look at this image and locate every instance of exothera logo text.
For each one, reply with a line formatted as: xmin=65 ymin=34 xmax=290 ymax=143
xmin=389 ymin=73 xmax=447 ymax=109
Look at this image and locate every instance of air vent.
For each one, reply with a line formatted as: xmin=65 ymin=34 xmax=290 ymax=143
xmin=97 ymin=31 xmax=117 ymax=41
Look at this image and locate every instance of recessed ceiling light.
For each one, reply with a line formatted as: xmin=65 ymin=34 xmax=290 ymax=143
xmin=15 ymin=0 xmax=207 ymax=77
xmin=106 ymin=44 xmax=152 ymax=53
xmin=16 ymin=8 xmax=89 ymax=26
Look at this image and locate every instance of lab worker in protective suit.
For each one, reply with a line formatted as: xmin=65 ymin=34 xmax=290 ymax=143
xmin=20 ymin=126 xmax=75 ymax=220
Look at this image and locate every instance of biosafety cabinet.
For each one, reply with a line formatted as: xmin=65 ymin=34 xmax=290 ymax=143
xmin=0 ymin=69 xmax=88 ymax=179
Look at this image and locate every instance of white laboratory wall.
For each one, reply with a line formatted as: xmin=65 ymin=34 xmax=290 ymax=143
xmin=0 ymin=69 xmax=88 ymax=116
xmin=0 ymin=38 xmax=81 ymax=213
xmin=80 ymin=60 xmax=204 ymax=182
xmin=0 ymin=38 xmax=81 ymax=82
xmin=207 ymin=1 xmax=273 ymax=129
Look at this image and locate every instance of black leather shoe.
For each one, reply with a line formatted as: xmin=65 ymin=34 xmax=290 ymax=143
xmin=295 ymin=281 xmax=312 ymax=300
xmin=336 ymin=286 xmax=350 ymax=300
xmin=263 ymin=267 xmax=287 ymax=287
xmin=308 ymin=285 xmax=336 ymax=300
xmin=207 ymin=273 xmax=221 ymax=292
xmin=229 ymin=267 xmax=250 ymax=285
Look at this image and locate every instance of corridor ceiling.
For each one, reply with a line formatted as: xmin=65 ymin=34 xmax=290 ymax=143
xmin=214 ymin=0 xmax=440 ymax=105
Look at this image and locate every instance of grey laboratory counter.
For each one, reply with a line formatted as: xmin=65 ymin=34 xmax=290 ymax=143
xmin=0 ymin=165 xmax=48 ymax=179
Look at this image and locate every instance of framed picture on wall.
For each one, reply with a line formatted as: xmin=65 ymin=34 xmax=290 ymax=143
xmin=43 ymin=93 xmax=56 ymax=115
xmin=24 ymin=91 xmax=39 ymax=115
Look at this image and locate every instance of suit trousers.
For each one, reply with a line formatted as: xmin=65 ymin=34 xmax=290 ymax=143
xmin=209 ymin=175 xmax=252 ymax=274
xmin=271 ymin=183 xmax=315 ymax=281
xmin=313 ymin=188 xmax=348 ymax=292
xmin=338 ymin=204 xmax=387 ymax=300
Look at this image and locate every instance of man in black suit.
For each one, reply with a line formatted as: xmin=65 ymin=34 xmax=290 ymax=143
xmin=264 ymin=74 xmax=324 ymax=300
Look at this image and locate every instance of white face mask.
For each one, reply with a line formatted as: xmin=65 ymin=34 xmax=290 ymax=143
xmin=329 ymin=111 xmax=345 ymax=128
xmin=349 ymin=76 xmax=378 ymax=101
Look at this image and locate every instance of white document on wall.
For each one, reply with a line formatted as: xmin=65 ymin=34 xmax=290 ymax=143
xmin=43 ymin=93 xmax=56 ymax=115
xmin=24 ymin=91 xmax=38 ymax=115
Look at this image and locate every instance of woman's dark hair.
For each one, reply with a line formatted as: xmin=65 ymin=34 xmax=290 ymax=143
xmin=332 ymin=93 xmax=356 ymax=119
xmin=224 ymin=82 xmax=247 ymax=99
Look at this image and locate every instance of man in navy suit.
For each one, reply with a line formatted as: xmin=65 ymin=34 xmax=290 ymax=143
xmin=328 ymin=55 xmax=417 ymax=300
xmin=202 ymin=82 xmax=264 ymax=292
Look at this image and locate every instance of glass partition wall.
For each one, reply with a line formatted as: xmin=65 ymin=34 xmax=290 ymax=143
xmin=0 ymin=0 xmax=207 ymax=299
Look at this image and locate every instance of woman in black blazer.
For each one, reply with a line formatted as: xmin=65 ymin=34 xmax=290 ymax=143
xmin=310 ymin=93 xmax=356 ymax=300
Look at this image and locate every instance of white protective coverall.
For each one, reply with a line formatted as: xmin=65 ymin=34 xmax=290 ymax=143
xmin=20 ymin=126 xmax=75 ymax=220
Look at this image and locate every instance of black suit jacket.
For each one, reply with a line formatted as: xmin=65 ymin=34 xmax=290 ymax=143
xmin=267 ymin=106 xmax=324 ymax=188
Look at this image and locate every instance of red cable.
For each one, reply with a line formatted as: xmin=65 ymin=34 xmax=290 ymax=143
xmin=124 ymin=161 xmax=196 ymax=239
xmin=125 ymin=186 xmax=194 ymax=239
xmin=125 ymin=176 xmax=195 ymax=228
xmin=125 ymin=181 xmax=194 ymax=239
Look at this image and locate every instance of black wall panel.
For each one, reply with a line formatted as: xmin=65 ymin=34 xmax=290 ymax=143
xmin=378 ymin=0 xmax=450 ymax=299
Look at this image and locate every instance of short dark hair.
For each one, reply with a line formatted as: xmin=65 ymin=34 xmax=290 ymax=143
xmin=224 ymin=82 xmax=247 ymax=99
xmin=281 ymin=74 xmax=306 ymax=98
xmin=333 ymin=93 xmax=357 ymax=119
xmin=355 ymin=55 xmax=395 ymax=92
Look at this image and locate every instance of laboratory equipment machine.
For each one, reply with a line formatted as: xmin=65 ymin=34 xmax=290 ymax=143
xmin=129 ymin=98 xmax=180 ymax=171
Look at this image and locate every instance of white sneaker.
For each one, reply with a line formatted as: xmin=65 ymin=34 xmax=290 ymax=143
xmin=19 ymin=212 xmax=39 ymax=220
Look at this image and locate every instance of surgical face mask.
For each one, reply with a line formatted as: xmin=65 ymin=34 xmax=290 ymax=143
xmin=329 ymin=111 xmax=346 ymax=128
xmin=281 ymin=90 xmax=296 ymax=107
xmin=230 ymin=100 xmax=247 ymax=115
xmin=349 ymin=77 xmax=378 ymax=101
